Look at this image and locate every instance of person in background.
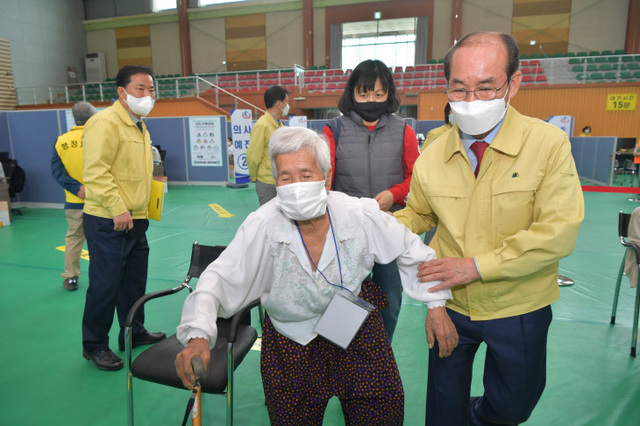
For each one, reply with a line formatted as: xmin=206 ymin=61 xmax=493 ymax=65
xmin=579 ymin=125 xmax=592 ymax=136
xmin=422 ymin=103 xmax=454 ymax=150
xmin=247 ymin=85 xmax=290 ymax=205
xmin=51 ymin=101 xmax=97 ymax=291
xmin=81 ymin=65 xmax=165 ymax=371
xmin=322 ymin=59 xmax=421 ymax=341
xmin=175 ymin=126 xmax=453 ymax=425
xmin=395 ymin=32 xmax=584 ymax=425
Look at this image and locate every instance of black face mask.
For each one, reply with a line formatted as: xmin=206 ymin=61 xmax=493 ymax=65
xmin=353 ymin=101 xmax=387 ymax=122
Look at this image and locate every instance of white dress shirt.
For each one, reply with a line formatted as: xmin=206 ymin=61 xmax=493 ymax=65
xmin=177 ymin=191 xmax=452 ymax=347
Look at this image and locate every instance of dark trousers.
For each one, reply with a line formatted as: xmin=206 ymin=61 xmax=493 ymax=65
xmin=372 ymin=260 xmax=402 ymax=341
xmin=82 ymin=214 xmax=149 ymax=352
xmin=426 ymin=306 xmax=552 ymax=426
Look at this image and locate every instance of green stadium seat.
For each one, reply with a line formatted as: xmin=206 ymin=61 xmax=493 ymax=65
xmin=589 ymin=73 xmax=604 ymax=80
xmin=588 ymin=50 xmax=600 ymax=56
xmin=568 ymin=58 xmax=583 ymax=64
xmin=607 ymin=56 xmax=620 ymax=63
xmin=572 ymin=65 xmax=586 ymax=72
xmin=620 ymin=71 xmax=633 ymax=79
xmin=576 ymin=73 xmax=587 ymax=81
xmin=628 ymin=63 xmax=640 ymax=70
xmin=576 ymin=51 xmax=588 ymax=57
xmin=601 ymin=50 xmax=613 ymax=56
xmin=565 ymin=52 xmax=575 ymax=57
xmin=437 ymin=59 xmax=444 ymax=63
xmin=599 ymin=64 xmax=613 ymax=71
xmin=593 ymin=57 xmax=606 ymax=63
xmin=520 ymin=54 xmax=528 ymax=60
xmin=427 ymin=59 xmax=437 ymax=64
xmin=529 ymin=54 xmax=540 ymax=59
xmin=634 ymin=71 xmax=640 ymax=79
xmin=587 ymin=64 xmax=598 ymax=72
xmin=552 ymin=53 xmax=564 ymax=58
xmin=622 ymin=56 xmax=634 ymax=62
xmin=614 ymin=49 xmax=627 ymax=55
xmin=604 ymin=72 xmax=617 ymax=80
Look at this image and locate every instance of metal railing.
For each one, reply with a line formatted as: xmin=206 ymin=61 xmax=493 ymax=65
xmin=13 ymin=57 xmax=640 ymax=106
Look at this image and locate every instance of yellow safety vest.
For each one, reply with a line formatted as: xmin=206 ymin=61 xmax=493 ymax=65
xmin=55 ymin=126 xmax=85 ymax=204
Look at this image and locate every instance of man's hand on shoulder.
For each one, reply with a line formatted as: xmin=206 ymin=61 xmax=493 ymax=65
xmin=77 ymin=185 xmax=85 ymax=199
xmin=418 ymin=257 xmax=480 ymax=292
xmin=113 ymin=211 xmax=133 ymax=231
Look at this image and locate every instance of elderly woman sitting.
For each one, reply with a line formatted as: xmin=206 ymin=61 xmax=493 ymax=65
xmin=175 ymin=126 xmax=453 ymax=425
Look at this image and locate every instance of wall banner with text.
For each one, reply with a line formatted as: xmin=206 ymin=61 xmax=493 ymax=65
xmin=231 ymin=109 xmax=252 ymax=183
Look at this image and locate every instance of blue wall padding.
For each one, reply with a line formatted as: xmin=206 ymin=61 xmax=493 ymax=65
xmin=569 ymin=136 xmax=616 ymax=185
xmin=145 ymin=117 xmax=189 ymax=181
xmin=8 ymin=110 xmax=62 ymax=204
xmin=6 ymin=109 xmax=230 ymax=204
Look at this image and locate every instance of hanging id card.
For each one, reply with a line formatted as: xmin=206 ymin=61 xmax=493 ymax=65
xmin=313 ymin=290 xmax=374 ymax=349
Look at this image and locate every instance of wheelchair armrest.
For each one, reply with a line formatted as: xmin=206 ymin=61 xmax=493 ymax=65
xmin=227 ymin=299 xmax=261 ymax=344
xmin=124 ymin=277 xmax=193 ymax=328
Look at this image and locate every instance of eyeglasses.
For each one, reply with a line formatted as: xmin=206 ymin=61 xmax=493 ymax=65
xmin=445 ymin=79 xmax=510 ymax=102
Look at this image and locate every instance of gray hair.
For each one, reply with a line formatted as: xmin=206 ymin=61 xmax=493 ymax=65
xmin=72 ymin=102 xmax=98 ymax=126
xmin=269 ymin=126 xmax=331 ymax=180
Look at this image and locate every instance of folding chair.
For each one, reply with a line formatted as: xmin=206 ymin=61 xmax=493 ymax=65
xmin=610 ymin=211 xmax=640 ymax=357
xmin=125 ymin=242 xmax=260 ymax=425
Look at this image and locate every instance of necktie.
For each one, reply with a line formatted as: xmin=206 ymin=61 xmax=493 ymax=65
xmin=470 ymin=141 xmax=489 ymax=177
xmin=136 ymin=121 xmax=143 ymax=133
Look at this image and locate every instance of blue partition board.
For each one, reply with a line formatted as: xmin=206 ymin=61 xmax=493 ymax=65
xmin=307 ymin=119 xmax=327 ymax=133
xmin=185 ymin=116 xmax=228 ymax=183
xmin=8 ymin=110 xmax=63 ymax=204
xmin=405 ymin=118 xmax=417 ymax=131
xmin=594 ymin=137 xmax=616 ymax=184
xmin=417 ymin=120 xmax=446 ymax=136
xmin=569 ymin=136 xmax=616 ymax=185
xmin=145 ymin=117 xmax=188 ymax=181
xmin=0 ymin=112 xmax=10 ymax=153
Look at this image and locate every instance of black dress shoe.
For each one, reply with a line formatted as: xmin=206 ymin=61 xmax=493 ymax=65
xmin=63 ymin=277 xmax=78 ymax=291
xmin=119 ymin=331 xmax=166 ymax=351
xmin=83 ymin=348 xmax=124 ymax=371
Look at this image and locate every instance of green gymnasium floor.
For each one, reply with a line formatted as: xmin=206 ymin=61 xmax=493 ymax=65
xmin=1 ymin=184 xmax=639 ymax=425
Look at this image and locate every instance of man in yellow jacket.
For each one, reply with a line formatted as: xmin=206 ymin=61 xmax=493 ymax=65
xmin=246 ymin=85 xmax=289 ymax=205
xmin=51 ymin=101 xmax=97 ymax=291
xmin=395 ymin=32 xmax=584 ymax=425
xmin=81 ymin=65 xmax=165 ymax=371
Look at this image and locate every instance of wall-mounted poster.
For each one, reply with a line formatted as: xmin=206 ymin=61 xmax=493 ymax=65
xmin=189 ymin=116 xmax=223 ymax=167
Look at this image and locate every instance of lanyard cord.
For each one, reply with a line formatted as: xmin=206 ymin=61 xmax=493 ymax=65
xmin=296 ymin=209 xmax=347 ymax=291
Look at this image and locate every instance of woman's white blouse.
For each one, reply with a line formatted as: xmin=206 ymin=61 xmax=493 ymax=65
xmin=177 ymin=191 xmax=451 ymax=347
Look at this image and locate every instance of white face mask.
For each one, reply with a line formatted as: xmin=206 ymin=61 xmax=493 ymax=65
xmin=450 ymin=87 xmax=510 ymax=136
xmin=275 ymin=180 xmax=327 ymax=221
xmin=125 ymin=92 xmax=155 ymax=117
xmin=281 ymin=102 xmax=290 ymax=117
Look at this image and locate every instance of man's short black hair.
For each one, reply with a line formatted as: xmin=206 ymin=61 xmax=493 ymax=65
xmin=444 ymin=32 xmax=520 ymax=82
xmin=115 ymin=65 xmax=155 ymax=88
xmin=264 ymin=86 xmax=289 ymax=109
xmin=337 ymin=59 xmax=400 ymax=116
xmin=444 ymin=103 xmax=451 ymax=125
